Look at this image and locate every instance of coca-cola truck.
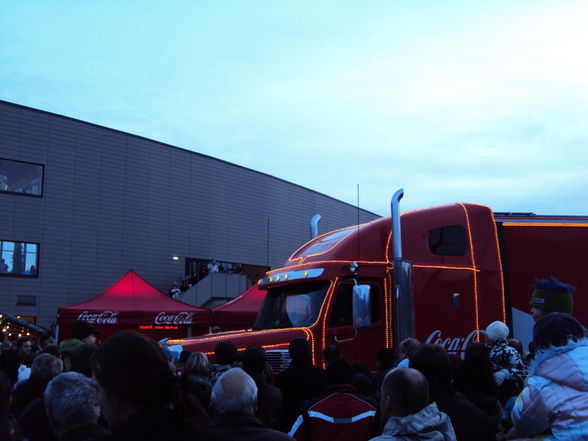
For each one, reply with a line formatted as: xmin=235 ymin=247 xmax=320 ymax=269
xmin=168 ymin=190 xmax=588 ymax=370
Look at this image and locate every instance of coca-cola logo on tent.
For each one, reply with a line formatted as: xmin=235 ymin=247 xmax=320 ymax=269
xmin=77 ymin=311 xmax=119 ymax=325
xmin=155 ymin=312 xmax=193 ymax=325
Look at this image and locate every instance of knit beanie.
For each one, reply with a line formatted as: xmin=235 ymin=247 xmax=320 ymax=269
xmin=485 ymin=321 xmax=509 ymax=343
xmin=530 ymin=277 xmax=575 ymax=314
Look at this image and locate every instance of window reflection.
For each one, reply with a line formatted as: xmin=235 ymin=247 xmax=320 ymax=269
xmin=0 ymin=241 xmax=39 ymax=277
xmin=0 ymin=158 xmax=43 ymax=196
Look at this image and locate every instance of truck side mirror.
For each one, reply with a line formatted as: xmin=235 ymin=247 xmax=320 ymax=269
xmin=352 ymin=284 xmax=371 ymax=329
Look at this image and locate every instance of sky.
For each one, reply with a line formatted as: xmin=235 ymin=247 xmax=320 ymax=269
xmin=1 ymin=0 xmax=588 ymax=217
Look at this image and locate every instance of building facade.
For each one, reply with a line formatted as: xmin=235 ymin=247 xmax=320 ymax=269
xmin=0 ymin=101 xmax=379 ymax=329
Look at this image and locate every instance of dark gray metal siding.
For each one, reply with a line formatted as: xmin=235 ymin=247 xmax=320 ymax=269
xmin=0 ymin=101 xmax=379 ymax=328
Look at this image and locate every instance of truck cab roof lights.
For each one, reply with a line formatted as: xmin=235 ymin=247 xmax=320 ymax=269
xmin=259 ymin=268 xmax=325 ymax=287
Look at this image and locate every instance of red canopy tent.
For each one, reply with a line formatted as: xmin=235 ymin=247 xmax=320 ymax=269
xmin=57 ymin=270 xmax=212 ymax=342
xmin=212 ymin=284 xmax=266 ymax=331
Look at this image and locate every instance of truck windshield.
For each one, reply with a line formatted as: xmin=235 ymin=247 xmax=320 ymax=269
xmin=254 ymin=281 xmax=329 ymax=330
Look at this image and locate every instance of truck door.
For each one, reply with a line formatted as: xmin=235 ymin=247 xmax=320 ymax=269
xmin=399 ymin=204 xmax=504 ymax=355
xmin=324 ymin=279 xmax=386 ymax=370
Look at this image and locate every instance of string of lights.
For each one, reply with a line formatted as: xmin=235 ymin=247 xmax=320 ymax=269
xmin=0 ymin=312 xmax=46 ymax=342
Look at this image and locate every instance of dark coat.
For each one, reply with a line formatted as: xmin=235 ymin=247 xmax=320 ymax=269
xmin=17 ymin=397 xmax=55 ymax=441
xmin=0 ymin=411 xmax=18 ymax=441
xmin=58 ymin=423 xmax=110 ymax=441
xmin=432 ymin=385 xmax=495 ymax=441
xmin=103 ymin=407 xmax=224 ymax=441
xmin=250 ymin=372 xmax=283 ymax=429
xmin=185 ymin=373 xmax=212 ymax=413
xmin=276 ymin=362 xmax=325 ymax=431
xmin=209 ymin=413 xmax=294 ymax=441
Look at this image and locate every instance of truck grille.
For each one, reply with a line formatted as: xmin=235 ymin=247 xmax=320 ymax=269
xmin=266 ymin=349 xmax=291 ymax=373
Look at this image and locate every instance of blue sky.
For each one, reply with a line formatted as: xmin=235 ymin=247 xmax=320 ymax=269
xmin=2 ymin=1 xmax=587 ymax=216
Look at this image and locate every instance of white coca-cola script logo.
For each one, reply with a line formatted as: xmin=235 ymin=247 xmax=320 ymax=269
xmin=77 ymin=310 xmax=119 ymax=325
xmin=155 ymin=312 xmax=193 ymax=325
xmin=426 ymin=330 xmax=481 ymax=357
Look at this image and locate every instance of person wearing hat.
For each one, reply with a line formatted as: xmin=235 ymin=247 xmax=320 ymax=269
xmin=512 ymin=313 xmax=588 ymax=440
xmin=485 ymin=321 xmax=526 ymax=388
xmin=58 ymin=320 xmax=100 ymax=371
xmin=530 ymin=277 xmax=575 ymax=321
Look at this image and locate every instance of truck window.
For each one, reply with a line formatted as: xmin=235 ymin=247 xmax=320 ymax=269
xmin=329 ymin=284 xmax=380 ymax=327
xmin=254 ymin=282 xmax=329 ymax=330
xmin=428 ymin=225 xmax=467 ymax=256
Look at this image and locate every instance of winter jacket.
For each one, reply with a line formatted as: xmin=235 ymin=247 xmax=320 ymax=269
xmin=102 ymin=407 xmax=224 ymax=441
xmin=58 ymin=423 xmax=110 ymax=441
xmin=209 ymin=413 xmax=294 ymax=441
xmin=429 ymin=384 xmax=495 ymax=441
xmin=369 ymin=402 xmax=456 ymax=441
xmin=488 ymin=340 xmax=526 ymax=386
xmin=512 ymin=339 xmax=588 ymax=440
xmin=288 ymin=384 xmax=378 ymax=441
xmin=209 ymin=363 xmax=232 ymax=386
xmin=249 ymin=372 xmax=283 ymax=429
xmin=277 ymin=361 xmax=325 ymax=431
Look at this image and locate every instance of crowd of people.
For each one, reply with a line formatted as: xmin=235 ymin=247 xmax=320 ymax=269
xmin=167 ymin=259 xmax=246 ymax=299
xmin=0 ymin=276 xmax=586 ymax=441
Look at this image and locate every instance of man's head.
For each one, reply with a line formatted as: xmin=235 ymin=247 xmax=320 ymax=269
xmin=214 ymin=340 xmax=237 ymax=366
xmin=71 ymin=320 xmax=100 ymax=344
xmin=17 ymin=337 xmax=33 ymax=359
xmin=323 ymin=344 xmax=341 ymax=366
xmin=380 ymin=367 xmax=429 ymax=421
xmin=409 ymin=344 xmax=452 ymax=388
xmin=39 ymin=334 xmax=55 ymax=350
xmin=399 ymin=338 xmax=421 ymax=359
xmin=289 ymin=337 xmax=311 ymax=364
xmin=325 ymin=357 xmax=352 ymax=386
xmin=530 ymin=277 xmax=575 ymax=320
xmin=70 ymin=343 xmax=98 ymax=378
xmin=376 ymin=348 xmax=397 ymax=371
xmin=91 ymin=331 xmax=176 ymax=429
xmin=45 ymin=372 xmax=100 ymax=438
xmin=211 ymin=368 xmax=257 ymax=416
xmin=241 ymin=346 xmax=266 ymax=376
xmin=30 ymin=353 xmax=63 ymax=388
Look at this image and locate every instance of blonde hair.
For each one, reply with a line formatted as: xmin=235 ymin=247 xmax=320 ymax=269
xmin=185 ymin=352 xmax=210 ymax=377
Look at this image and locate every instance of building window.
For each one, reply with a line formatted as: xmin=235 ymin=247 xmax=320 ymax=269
xmin=0 ymin=241 xmax=39 ymax=277
xmin=0 ymin=158 xmax=44 ymax=197
xmin=428 ymin=225 xmax=467 ymax=256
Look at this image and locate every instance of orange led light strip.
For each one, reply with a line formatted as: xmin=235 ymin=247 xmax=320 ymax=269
xmin=288 ymin=217 xmax=385 ymax=263
xmin=321 ymin=279 xmax=339 ymax=367
xmin=488 ymin=210 xmax=507 ymax=323
xmin=266 ymin=260 xmax=387 ymax=274
xmin=288 ymin=225 xmax=359 ymax=263
xmin=459 ymin=203 xmax=481 ymax=341
xmin=412 ymin=264 xmax=479 ymax=272
xmin=167 ymin=325 xmax=310 ymax=346
xmin=384 ymin=270 xmax=392 ymax=348
xmin=385 ymin=231 xmax=393 ymax=263
xmin=502 ymin=222 xmax=588 ymax=228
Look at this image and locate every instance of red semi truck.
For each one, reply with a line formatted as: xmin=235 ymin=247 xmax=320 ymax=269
xmin=169 ymin=190 xmax=588 ymax=371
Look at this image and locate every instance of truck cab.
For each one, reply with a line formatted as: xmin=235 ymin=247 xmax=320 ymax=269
xmin=169 ymin=202 xmax=507 ymax=371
